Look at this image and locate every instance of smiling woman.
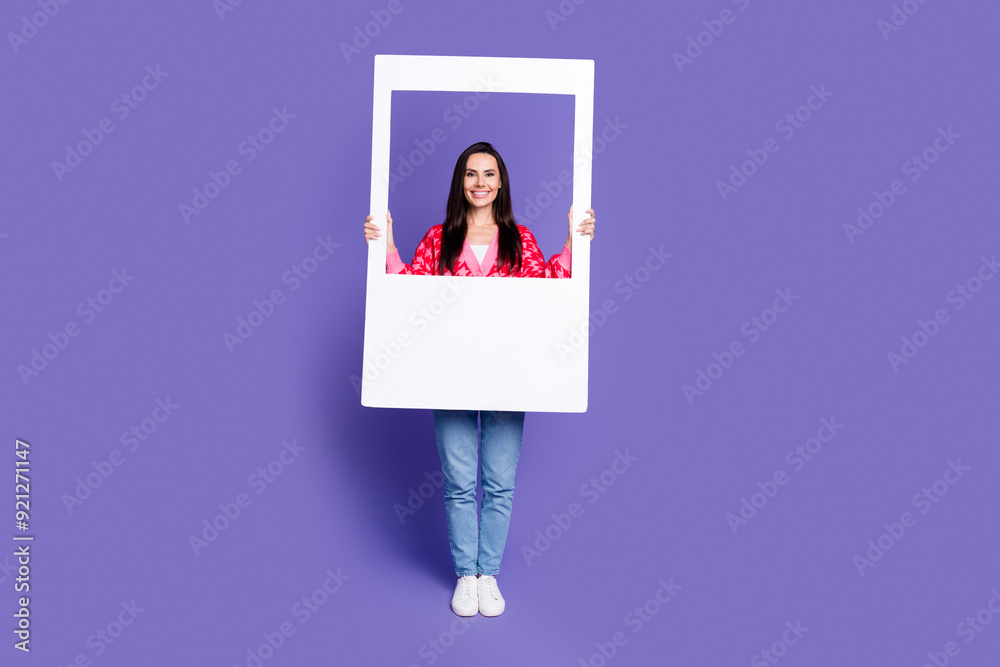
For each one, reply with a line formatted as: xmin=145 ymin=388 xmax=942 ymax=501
xmin=367 ymin=142 xmax=590 ymax=278
xmin=361 ymin=140 xmax=596 ymax=619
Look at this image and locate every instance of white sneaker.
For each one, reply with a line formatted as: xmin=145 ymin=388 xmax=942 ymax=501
xmin=451 ymin=576 xmax=478 ymax=616
xmin=477 ymin=575 xmax=505 ymax=616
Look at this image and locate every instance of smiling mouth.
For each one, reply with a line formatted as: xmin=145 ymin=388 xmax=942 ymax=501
xmin=471 ymin=190 xmax=491 ymax=199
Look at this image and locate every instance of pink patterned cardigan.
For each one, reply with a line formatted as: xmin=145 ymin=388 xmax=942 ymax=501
xmin=386 ymin=224 xmax=572 ymax=278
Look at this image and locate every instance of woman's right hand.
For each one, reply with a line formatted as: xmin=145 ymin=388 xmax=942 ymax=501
xmin=364 ymin=210 xmax=395 ymax=255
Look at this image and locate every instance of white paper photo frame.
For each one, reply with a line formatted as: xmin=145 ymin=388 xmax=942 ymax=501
xmin=362 ymin=54 xmax=594 ymax=412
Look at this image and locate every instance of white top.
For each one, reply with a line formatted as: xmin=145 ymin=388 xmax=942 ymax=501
xmin=470 ymin=244 xmax=488 ymax=265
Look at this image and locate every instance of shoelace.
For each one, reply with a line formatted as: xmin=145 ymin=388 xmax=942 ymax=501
xmin=460 ymin=576 xmax=476 ymax=599
xmin=480 ymin=576 xmax=498 ymax=600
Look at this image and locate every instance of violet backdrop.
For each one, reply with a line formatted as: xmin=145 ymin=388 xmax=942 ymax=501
xmin=2 ymin=1 xmax=999 ymax=666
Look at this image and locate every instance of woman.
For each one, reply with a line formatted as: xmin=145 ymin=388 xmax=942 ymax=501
xmin=363 ymin=141 xmax=596 ymax=617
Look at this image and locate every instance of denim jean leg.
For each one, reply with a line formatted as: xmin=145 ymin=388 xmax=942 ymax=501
xmin=433 ymin=409 xmax=480 ymax=577
xmin=477 ymin=410 xmax=524 ymax=575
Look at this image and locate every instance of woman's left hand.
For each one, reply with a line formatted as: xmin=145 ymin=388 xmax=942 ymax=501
xmin=565 ymin=206 xmax=596 ymax=249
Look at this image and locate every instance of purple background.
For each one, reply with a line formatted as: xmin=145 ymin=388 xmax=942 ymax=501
xmin=3 ymin=1 xmax=999 ymax=666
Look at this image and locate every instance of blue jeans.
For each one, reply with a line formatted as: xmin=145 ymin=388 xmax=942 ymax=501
xmin=432 ymin=410 xmax=525 ymax=577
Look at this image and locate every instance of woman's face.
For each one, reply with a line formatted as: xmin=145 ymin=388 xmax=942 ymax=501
xmin=463 ymin=153 xmax=502 ymax=213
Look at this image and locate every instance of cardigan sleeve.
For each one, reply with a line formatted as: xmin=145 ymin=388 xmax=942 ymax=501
xmin=386 ymin=226 xmax=439 ymax=275
xmin=548 ymin=243 xmax=572 ymax=278
xmin=517 ymin=227 xmax=572 ymax=279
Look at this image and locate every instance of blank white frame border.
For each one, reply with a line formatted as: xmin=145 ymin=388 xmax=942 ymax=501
xmin=362 ymin=54 xmax=594 ymax=412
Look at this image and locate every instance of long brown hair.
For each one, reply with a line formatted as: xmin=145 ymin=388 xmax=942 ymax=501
xmin=438 ymin=142 xmax=522 ymax=276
